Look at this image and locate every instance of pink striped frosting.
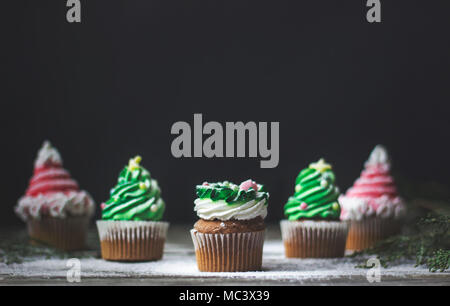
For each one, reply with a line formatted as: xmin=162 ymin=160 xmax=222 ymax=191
xmin=15 ymin=141 xmax=95 ymax=220
xmin=340 ymin=145 xmax=406 ymax=221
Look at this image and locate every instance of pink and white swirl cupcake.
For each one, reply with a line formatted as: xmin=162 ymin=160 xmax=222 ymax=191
xmin=339 ymin=145 xmax=406 ymax=251
xmin=15 ymin=141 xmax=95 ymax=250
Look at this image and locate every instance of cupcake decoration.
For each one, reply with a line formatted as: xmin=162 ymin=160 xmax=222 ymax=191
xmin=191 ymin=179 xmax=269 ymax=272
xmin=284 ymin=159 xmax=341 ymax=220
xmin=101 ymin=156 xmax=165 ymax=221
xmin=340 ymin=145 xmax=406 ymax=221
xmin=97 ymin=156 xmax=169 ymax=261
xmin=280 ymin=159 xmax=348 ymax=258
xmin=339 ymin=145 xmax=406 ymax=251
xmin=194 ymin=180 xmax=269 ymax=221
xmin=15 ymin=141 xmax=95 ymax=250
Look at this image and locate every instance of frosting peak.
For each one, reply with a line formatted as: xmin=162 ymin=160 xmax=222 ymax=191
xmin=35 ymin=141 xmax=63 ymax=168
xmin=15 ymin=141 xmax=95 ymax=220
xmin=365 ymin=145 xmax=390 ymax=168
xmin=284 ymin=159 xmax=341 ymax=221
xmin=101 ymin=156 xmax=165 ymax=221
xmin=340 ymin=145 xmax=406 ymax=220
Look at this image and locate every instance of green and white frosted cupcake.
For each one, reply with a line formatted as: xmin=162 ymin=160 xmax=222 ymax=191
xmin=96 ymin=156 xmax=169 ymax=261
xmin=281 ymin=159 xmax=349 ymax=258
xmin=191 ymin=179 xmax=269 ymax=272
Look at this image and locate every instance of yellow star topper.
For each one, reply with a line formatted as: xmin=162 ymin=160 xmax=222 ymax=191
xmin=128 ymin=155 xmax=142 ymax=171
xmin=309 ymin=158 xmax=332 ymax=173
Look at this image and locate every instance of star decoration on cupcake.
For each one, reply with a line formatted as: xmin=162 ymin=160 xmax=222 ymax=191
xmin=309 ymin=158 xmax=332 ymax=173
xmin=128 ymin=155 xmax=142 ymax=171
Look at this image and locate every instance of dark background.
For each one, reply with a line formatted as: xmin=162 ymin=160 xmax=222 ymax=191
xmin=2 ymin=0 xmax=450 ymax=227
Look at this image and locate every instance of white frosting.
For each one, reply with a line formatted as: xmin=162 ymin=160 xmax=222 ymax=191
xmin=194 ymin=196 xmax=268 ymax=221
xmin=365 ymin=144 xmax=390 ymax=168
xmin=339 ymin=195 xmax=406 ymax=221
xmin=35 ymin=141 xmax=63 ymax=167
xmin=15 ymin=191 xmax=95 ymax=221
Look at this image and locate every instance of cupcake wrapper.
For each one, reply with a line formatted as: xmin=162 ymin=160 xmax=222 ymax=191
xmin=190 ymin=229 xmax=265 ymax=272
xmin=97 ymin=220 xmax=169 ymax=261
xmin=345 ymin=217 xmax=402 ymax=251
xmin=27 ymin=216 xmax=89 ymax=251
xmin=280 ymin=220 xmax=349 ymax=258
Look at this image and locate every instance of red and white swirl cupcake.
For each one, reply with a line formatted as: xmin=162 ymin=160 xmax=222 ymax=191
xmin=339 ymin=145 xmax=406 ymax=251
xmin=15 ymin=141 xmax=95 ymax=250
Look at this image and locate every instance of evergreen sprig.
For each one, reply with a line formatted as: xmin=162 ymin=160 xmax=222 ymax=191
xmin=0 ymin=236 xmax=93 ymax=264
xmin=352 ymin=214 xmax=450 ymax=272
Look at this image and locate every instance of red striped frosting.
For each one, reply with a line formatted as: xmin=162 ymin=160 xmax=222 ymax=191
xmin=340 ymin=145 xmax=406 ymax=220
xmin=25 ymin=164 xmax=79 ymax=197
xmin=345 ymin=164 xmax=398 ymax=199
xmin=15 ymin=141 xmax=95 ymax=221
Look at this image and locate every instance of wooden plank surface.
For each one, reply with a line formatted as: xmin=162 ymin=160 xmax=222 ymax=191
xmin=0 ymin=225 xmax=449 ymax=286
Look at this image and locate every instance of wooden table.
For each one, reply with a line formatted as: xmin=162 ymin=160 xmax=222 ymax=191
xmin=1 ymin=225 xmax=449 ymax=285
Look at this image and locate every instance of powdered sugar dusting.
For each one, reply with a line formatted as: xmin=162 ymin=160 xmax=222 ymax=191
xmin=0 ymin=226 xmax=446 ymax=284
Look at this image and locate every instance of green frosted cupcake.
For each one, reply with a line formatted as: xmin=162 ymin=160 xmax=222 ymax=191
xmin=280 ymin=159 xmax=349 ymax=258
xmin=96 ymin=156 xmax=169 ymax=261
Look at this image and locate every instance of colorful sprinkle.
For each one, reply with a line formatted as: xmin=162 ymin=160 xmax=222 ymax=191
xmin=239 ymin=179 xmax=258 ymax=192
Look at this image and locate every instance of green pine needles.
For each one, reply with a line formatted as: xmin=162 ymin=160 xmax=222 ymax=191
xmin=353 ymin=214 xmax=450 ymax=272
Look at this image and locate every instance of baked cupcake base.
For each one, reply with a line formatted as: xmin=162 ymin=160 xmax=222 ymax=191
xmin=345 ymin=217 xmax=402 ymax=251
xmin=191 ymin=229 xmax=265 ymax=272
xmin=190 ymin=217 xmax=265 ymax=272
xmin=27 ymin=216 xmax=89 ymax=251
xmin=96 ymin=220 xmax=169 ymax=261
xmin=280 ymin=220 xmax=349 ymax=258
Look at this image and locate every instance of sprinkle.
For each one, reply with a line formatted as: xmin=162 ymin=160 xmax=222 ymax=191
xmin=320 ymin=180 xmax=328 ymax=188
xmin=100 ymin=203 xmax=106 ymax=210
xmin=332 ymin=203 xmax=340 ymax=211
xmin=150 ymin=204 xmax=158 ymax=212
xmin=295 ymin=185 xmax=301 ymax=192
xmin=300 ymin=202 xmax=308 ymax=210
xmin=239 ymin=179 xmax=258 ymax=192
xmin=139 ymin=182 xmax=147 ymax=190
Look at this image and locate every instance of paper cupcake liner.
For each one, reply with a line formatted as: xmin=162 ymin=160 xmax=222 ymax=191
xmin=280 ymin=220 xmax=349 ymax=258
xmin=27 ymin=216 xmax=89 ymax=251
xmin=345 ymin=217 xmax=402 ymax=251
xmin=190 ymin=229 xmax=265 ymax=272
xmin=96 ymin=220 xmax=169 ymax=261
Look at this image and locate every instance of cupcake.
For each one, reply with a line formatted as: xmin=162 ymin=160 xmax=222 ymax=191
xmin=190 ymin=179 xmax=269 ymax=272
xmin=281 ymin=159 xmax=348 ymax=258
xmin=339 ymin=145 xmax=406 ymax=251
xmin=96 ymin=156 xmax=169 ymax=261
xmin=15 ymin=141 xmax=95 ymax=250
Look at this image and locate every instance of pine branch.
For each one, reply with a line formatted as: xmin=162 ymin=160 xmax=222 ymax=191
xmin=352 ymin=214 xmax=450 ymax=272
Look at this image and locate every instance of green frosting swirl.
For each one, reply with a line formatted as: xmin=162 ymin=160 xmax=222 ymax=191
xmin=196 ymin=181 xmax=269 ymax=205
xmin=101 ymin=156 xmax=165 ymax=221
xmin=284 ymin=159 xmax=341 ymax=220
